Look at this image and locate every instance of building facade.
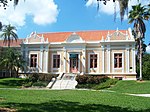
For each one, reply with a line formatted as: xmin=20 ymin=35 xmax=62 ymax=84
xmin=20 ymin=28 xmax=136 ymax=80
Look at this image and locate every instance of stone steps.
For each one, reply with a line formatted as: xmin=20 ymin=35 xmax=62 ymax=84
xmin=51 ymin=73 xmax=78 ymax=89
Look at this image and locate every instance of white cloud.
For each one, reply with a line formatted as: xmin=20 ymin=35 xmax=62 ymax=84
xmin=86 ymin=0 xmax=149 ymax=18
xmin=0 ymin=0 xmax=59 ymax=27
xmin=146 ymin=46 xmax=150 ymax=53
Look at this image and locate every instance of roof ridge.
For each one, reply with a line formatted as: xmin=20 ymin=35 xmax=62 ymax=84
xmin=37 ymin=29 xmax=128 ymax=35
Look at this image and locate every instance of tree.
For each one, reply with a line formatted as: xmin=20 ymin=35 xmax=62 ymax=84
xmin=0 ymin=24 xmax=18 ymax=47
xmin=137 ymin=53 xmax=150 ymax=80
xmin=0 ymin=0 xmax=20 ymax=29
xmin=0 ymin=48 xmax=26 ymax=77
xmin=97 ymin=0 xmax=150 ymax=21
xmin=0 ymin=0 xmax=19 ymax=9
xmin=128 ymin=4 xmax=150 ymax=80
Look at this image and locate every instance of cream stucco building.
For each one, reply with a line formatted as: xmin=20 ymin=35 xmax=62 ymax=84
xmin=21 ymin=28 xmax=137 ymax=80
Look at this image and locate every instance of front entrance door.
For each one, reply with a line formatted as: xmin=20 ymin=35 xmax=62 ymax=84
xmin=70 ymin=54 xmax=78 ymax=73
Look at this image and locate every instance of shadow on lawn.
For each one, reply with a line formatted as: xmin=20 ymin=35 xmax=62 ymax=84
xmin=3 ymin=100 xmax=150 ymax=112
xmin=0 ymin=79 xmax=25 ymax=87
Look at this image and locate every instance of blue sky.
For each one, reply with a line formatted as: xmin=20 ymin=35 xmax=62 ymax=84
xmin=0 ymin=0 xmax=150 ymax=51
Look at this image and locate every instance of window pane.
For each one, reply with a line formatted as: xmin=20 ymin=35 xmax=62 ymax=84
xmin=95 ymin=54 xmax=97 ymax=58
xmin=115 ymin=63 xmax=117 ymax=68
xmin=94 ymin=59 xmax=97 ymax=68
xmin=119 ymin=63 xmax=122 ymax=68
xmin=114 ymin=53 xmax=122 ymax=68
xmin=90 ymin=54 xmax=97 ymax=68
xmin=58 ymin=59 xmax=60 ymax=68
xmin=90 ymin=55 xmax=93 ymax=59
xmin=30 ymin=54 xmax=37 ymax=67
xmin=53 ymin=59 xmax=56 ymax=68
xmin=53 ymin=55 xmax=60 ymax=68
xmin=119 ymin=54 xmax=122 ymax=57
xmin=90 ymin=59 xmax=93 ymax=68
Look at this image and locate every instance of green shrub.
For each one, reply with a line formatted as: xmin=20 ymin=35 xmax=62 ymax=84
xmin=26 ymin=73 xmax=58 ymax=82
xmin=86 ymin=76 xmax=95 ymax=84
xmin=76 ymin=75 xmax=109 ymax=84
xmin=41 ymin=74 xmax=57 ymax=82
xmin=76 ymin=78 xmax=118 ymax=90
xmin=22 ymin=73 xmax=58 ymax=88
xmin=27 ymin=73 xmax=39 ymax=83
xmin=32 ymin=81 xmax=48 ymax=87
xmin=76 ymin=75 xmax=88 ymax=84
xmin=23 ymin=82 xmax=32 ymax=87
xmin=76 ymin=84 xmax=96 ymax=89
xmin=93 ymin=79 xmax=118 ymax=90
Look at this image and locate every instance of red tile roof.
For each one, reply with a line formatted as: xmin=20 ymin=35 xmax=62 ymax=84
xmin=38 ymin=30 xmax=128 ymax=42
xmin=0 ymin=39 xmax=23 ymax=47
xmin=0 ymin=30 xmax=129 ymax=47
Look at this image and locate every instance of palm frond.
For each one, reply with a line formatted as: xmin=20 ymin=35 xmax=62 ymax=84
xmin=0 ymin=24 xmax=18 ymax=47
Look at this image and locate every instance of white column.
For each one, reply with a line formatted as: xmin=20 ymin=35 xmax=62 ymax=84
xmin=126 ymin=47 xmax=129 ymax=73
xmin=45 ymin=45 xmax=49 ymax=73
xmin=78 ymin=53 xmax=81 ymax=73
xmin=102 ymin=46 xmax=105 ymax=73
xmin=107 ymin=46 xmax=110 ymax=73
xmin=25 ymin=46 xmax=28 ymax=73
xmin=40 ymin=45 xmax=43 ymax=73
xmin=63 ymin=49 xmax=67 ymax=73
xmin=20 ymin=45 xmax=24 ymax=73
xmin=82 ymin=49 xmax=86 ymax=73
xmin=132 ymin=47 xmax=136 ymax=73
xmin=122 ymin=52 xmax=125 ymax=73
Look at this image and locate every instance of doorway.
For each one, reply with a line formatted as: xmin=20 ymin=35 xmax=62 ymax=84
xmin=70 ymin=54 xmax=78 ymax=73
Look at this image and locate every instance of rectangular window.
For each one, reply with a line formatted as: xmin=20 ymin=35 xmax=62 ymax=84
xmin=90 ymin=54 xmax=97 ymax=68
xmin=114 ymin=53 xmax=122 ymax=68
xmin=53 ymin=55 xmax=60 ymax=68
xmin=30 ymin=54 xmax=37 ymax=67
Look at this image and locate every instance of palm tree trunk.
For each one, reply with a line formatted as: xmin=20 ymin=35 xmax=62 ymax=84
xmin=139 ymin=38 xmax=142 ymax=80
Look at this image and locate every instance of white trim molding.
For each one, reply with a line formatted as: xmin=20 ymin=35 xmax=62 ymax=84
xmin=102 ymin=46 xmax=105 ymax=73
xmin=63 ymin=49 xmax=67 ymax=73
xmin=107 ymin=45 xmax=110 ymax=73
xmin=40 ymin=45 xmax=43 ymax=73
xmin=82 ymin=49 xmax=86 ymax=73
xmin=126 ymin=47 xmax=130 ymax=73
xmin=25 ymin=46 xmax=28 ymax=73
xmin=45 ymin=45 xmax=49 ymax=73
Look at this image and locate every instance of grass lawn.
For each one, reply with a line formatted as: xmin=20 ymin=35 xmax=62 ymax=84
xmin=0 ymin=89 xmax=150 ymax=112
xmin=0 ymin=78 xmax=150 ymax=112
xmin=0 ymin=78 xmax=26 ymax=88
xmin=109 ymin=80 xmax=150 ymax=94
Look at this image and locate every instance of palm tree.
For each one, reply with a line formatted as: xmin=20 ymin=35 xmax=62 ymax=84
xmin=97 ymin=0 xmax=150 ymax=21
xmin=0 ymin=0 xmax=20 ymax=9
xmin=0 ymin=48 xmax=26 ymax=77
xmin=128 ymin=4 xmax=150 ymax=80
xmin=0 ymin=24 xmax=18 ymax=47
xmin=0 ymin=0 xmax=20 ymax=30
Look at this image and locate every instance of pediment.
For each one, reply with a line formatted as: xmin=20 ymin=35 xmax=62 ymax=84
xmin=66 ymin=32 xmax=84 ymax=43
xmin=23 ymin=32 xmax=48 ymax=44
xmin=109 ymin=31 xmax=128 ymax=40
